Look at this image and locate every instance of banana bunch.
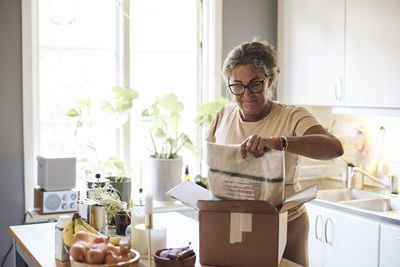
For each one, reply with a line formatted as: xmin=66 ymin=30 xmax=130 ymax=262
xmin=63 ymin=213 xmax=121 ymax=249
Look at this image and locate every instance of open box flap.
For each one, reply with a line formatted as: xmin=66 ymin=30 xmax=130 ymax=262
xmin=166 ymin=181 xmax=213 ymax=210
xmin=166 ymin=181 xmax=278 ymax=214
xmin=280 ymin=184 xmax=318 ymax=213
xmin=167 ymin=181 xmax=317 ymax=214
xmin=197 ymin=200 xmax=278 ymax=214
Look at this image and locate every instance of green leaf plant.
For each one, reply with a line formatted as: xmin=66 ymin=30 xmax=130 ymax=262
xmin=193 ymin=97 xmax=229 ymax=190
xmin=103 ymin=157 xmax=133 ymax=182
xmin=195 ymin=97 xmax=229 ymax=128
xmin=102 ymin=86 xmax=139 ymax=113
xmin=141 ymin=93 xmax=197 ymax=159
xmin=66 ymin=100 xmax=92 ymax=136
xmin=66 ymin=87 xmax=139 ymax=181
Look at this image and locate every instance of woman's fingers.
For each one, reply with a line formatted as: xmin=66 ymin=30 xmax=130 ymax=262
xmin=249 ymin=135 xmax=258 ymax=152
xmin=252 ymin=136 xmax=265 ymax=158
xmin=241 ymin=135 xmax=266 ymax=159
xmin=257 ymin=138 xmax=265 ymax=155
xmin=240 ymin=137 xmax=250 ymax=159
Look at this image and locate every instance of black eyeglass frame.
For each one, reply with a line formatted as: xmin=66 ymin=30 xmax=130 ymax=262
xmin=228 ymin=76 xmax=268 ymax=96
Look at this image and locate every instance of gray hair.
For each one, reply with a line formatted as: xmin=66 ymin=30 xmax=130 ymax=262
xmin=222 ymin=41 xmax=280 ymax=84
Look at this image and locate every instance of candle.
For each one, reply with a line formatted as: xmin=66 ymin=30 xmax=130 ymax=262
xmin=131 ymin=205 xmax=145 ymax=227
xmin=132 ymin=224 xmax=167 ymax=256
xmin=129 ymin=205 xmax=145 ymax=248
xmin=145 ymin=194 xmax=153 ymax=215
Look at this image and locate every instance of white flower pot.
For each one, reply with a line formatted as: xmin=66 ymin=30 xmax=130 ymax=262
xmin=148 ymin=156 xmax=183 ymax=202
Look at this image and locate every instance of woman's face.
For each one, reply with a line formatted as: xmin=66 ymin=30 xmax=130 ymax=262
xmin=230 ymin=64 xmax=271 ymax=120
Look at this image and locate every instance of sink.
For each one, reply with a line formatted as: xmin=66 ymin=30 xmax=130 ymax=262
xmin=314 ymin=188 xmax=400 ymax=221
xmin=340 ymin=197 xmax=400 ymax=213
xmin=316 ymin=188 xmax=379 ymax=202
xmin=340 ymin=198 xmax=391 ymax=212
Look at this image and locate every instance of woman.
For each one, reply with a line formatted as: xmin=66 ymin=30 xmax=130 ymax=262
xmin=206 ymin=41 xmax=343 ymax=266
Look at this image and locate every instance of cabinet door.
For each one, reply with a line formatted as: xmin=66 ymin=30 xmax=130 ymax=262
xmin=380 ymin=223 xmax=400 ymax=267
xmin=278 ymin=0 xmax=345 ymax=106
xmin=323 ymin=209 xmax=380 ymax=267
xmin=305 ymin=203 xmax=325 ymax=267
xmin=345 ymin=0 xmax=400 ymax=108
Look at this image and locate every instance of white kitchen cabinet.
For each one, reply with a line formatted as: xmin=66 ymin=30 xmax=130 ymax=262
xmin=380 ymin=223 xmax=400 ymax=267
xmin=323 ymin=208 xmax=380 ymax=267
xmin=278 ymin=0 xmax=345 ymax=106
xmin=278 ymin=0 xmax=400 ymax=109
xmin=345 ymin=0 xmax=400 ymax=108
xmin=306 ymin=202 xmax=380 ymax=267
xmin=306 ymin=203 xmax=325 ymax=267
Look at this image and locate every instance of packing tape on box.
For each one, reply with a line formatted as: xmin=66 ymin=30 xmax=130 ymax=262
xmin=230 ymin=213 xmax=252 ymax=244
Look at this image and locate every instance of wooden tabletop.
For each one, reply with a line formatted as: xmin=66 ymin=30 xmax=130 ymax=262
xmin=10 ymin=212 xmax=302 ymax=267
xmin=9 ymin=222 xmax=54 ymax=267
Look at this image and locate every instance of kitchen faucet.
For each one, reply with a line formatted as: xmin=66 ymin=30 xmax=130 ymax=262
xmin=346 ymin=163 xmax=398 ymax=194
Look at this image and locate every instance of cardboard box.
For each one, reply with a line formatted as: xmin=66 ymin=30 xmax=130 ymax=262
xmin=167 ymin=181 xmax=317 ymax=267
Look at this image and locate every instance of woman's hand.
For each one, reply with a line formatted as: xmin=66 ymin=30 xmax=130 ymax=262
xmin=240 ymin=135 xmax=275 ymax=159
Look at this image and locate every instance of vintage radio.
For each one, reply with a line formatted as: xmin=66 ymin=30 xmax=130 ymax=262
xmin=34 ymin=188 xmax=79 ymax=214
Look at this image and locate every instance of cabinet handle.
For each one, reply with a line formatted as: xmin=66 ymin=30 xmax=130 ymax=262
xmin=315 ymin=215 xmax=323 ymax=241
xmin=324 ymin=217 xmax=333 ymax=245
xmin=335 ymin=76 xmax=343 ymax=101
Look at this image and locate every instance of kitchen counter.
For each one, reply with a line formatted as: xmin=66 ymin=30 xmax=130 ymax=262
xmin=9 ymin=212 xmax=301 ymax=267
xmin=310 ymin=197 xmax=400 ymax=225
xmin=26 ymin=201 xmax=193 ymax=223
xmin=299 ymin=177 xmax=400 ymax=224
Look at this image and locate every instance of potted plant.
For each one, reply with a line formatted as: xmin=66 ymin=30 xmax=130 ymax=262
xmin=66 ymin=86 xmax=139 ymax=204
xmin=101 ymin=86 xmax=139 ymax=204
xmin=141 ymin=93 xmax=196 ymax=202
xmin=102 ymin=157 xmax=133 ymax=205
xmin=89 ymin=182 xmax=125 ymax=227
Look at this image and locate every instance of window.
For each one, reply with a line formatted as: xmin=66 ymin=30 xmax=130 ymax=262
xmin=38 ymin=0 xmax=118 ymax=194
xmin=129 ymin=0 xmax=199 ymax=192
xmin=22 ymin=0 xmax=222 ymax=210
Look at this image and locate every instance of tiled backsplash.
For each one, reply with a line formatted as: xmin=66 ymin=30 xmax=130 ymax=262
xmin=298 ymin=106 xmax=400 ymax=185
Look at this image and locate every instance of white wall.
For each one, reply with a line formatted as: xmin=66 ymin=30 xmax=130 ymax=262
xmin=221 ymin=0 xmax=277 ymax=97
xmin=301 ymin=106 xmax=400 ymax=190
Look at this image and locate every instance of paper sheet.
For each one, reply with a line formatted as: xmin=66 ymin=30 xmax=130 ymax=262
xmin=166 ymin=181 xmax=213 ymax=209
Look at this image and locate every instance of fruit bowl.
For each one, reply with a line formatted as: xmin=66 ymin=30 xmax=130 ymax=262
xmin=70 ymin=248 xmax=140 ymax=267
xmin=154 ymin=249 xmax=196 ymax=267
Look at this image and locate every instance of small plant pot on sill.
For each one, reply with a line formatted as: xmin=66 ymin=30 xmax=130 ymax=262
xmin=86 ymin=178 xmax=110 ymax=191
xmin=107 ymin=176 xmax=132 ymax=205
xmin=148 ymin=156 xmax=183 ymax=202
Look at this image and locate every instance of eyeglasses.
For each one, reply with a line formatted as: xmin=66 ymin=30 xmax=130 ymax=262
xmin=228 ymin=76 xmax=268 ymax=96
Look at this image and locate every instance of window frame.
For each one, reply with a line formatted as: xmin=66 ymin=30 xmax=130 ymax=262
xmin=22 ymin=0 xmax=40 ymax=211
xmin=21 ymin=0 xmax=222 ymax=210
xmin=198 ymin=0 xmax=223 ymax=175
xmin=21 ymin=0 xmax=131 ymax=210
